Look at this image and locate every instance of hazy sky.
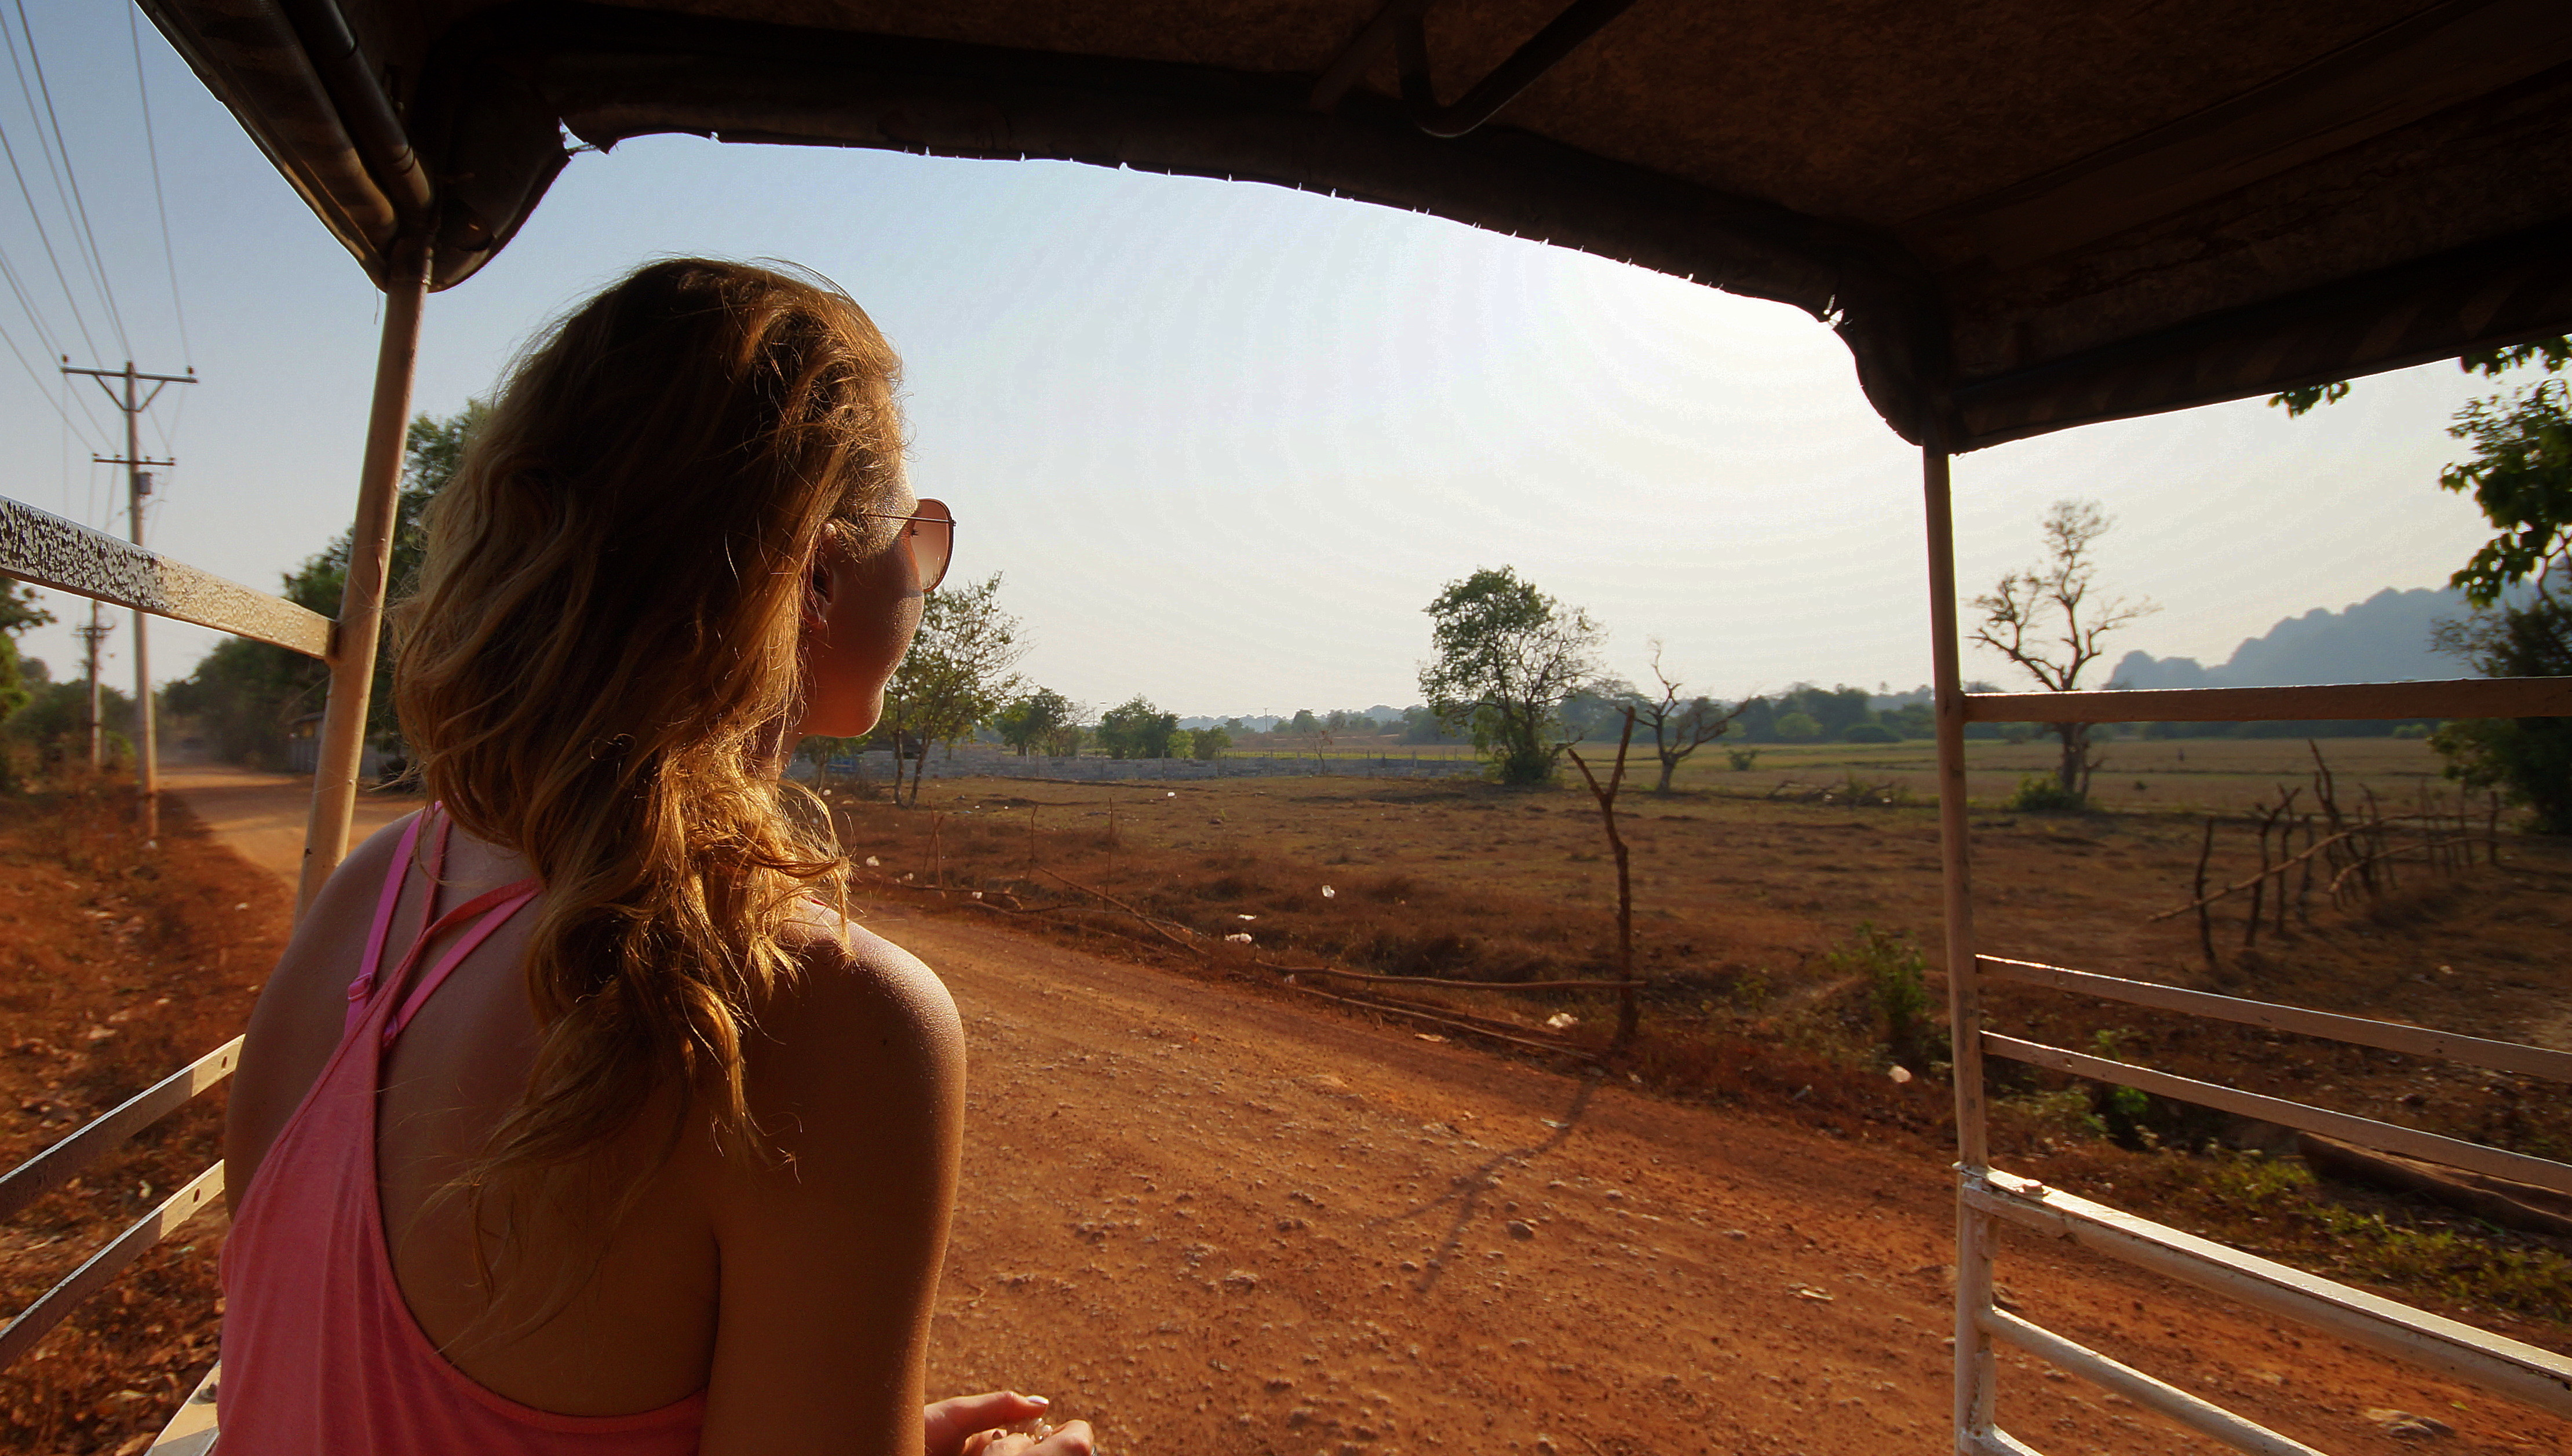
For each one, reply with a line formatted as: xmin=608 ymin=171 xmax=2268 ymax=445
xmin=1 ymin=4 xmax=2514 ymax=720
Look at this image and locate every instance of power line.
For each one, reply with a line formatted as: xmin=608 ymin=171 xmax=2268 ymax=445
xmin=0 ymin=228 xmax=55 ymax=356
xmin=5 ymin=0 xmax=128 ymax=357
xmin=0 ymin=306 xmax=100 ymax=447
xmin=0 ymin=234 xmax=112 ymax=446
xmin=127 ymin=7 xmax=189 ymax=364
xmin=0 ymin=110 xmax=96 ymax=361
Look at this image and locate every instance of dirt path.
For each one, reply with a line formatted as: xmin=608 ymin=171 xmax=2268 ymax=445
xmin=172 ymin=778 xmax=2566 ymax=1456
xmin=155 ymin=763 xmax=414 ymax=888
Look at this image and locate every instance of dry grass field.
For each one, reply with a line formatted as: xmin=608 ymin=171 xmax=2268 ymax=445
xmin=1259 ymin=731 xmax=2458 ymax=814
xmin=827 ymin=735 xmax=2572 ymax=1339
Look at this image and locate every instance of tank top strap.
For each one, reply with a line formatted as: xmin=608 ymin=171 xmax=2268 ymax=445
xmin=342 ymin=811 xmax=428 ymax=1037
xmin=381 ymin=880 xmax=542 ymax=1047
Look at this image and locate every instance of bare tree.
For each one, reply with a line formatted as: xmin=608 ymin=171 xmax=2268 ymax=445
xmin=1630 ymin=640 xmax=1747 ymax=793
xmin=1564 ymin=708 xmax=1641 ymax=1048
xmin=1971 ymin=500 xmax=2155 ymax=802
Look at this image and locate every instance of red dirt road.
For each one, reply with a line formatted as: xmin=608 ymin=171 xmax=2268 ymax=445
xmin=176 ymin=774 xmax=2567 ymax=1456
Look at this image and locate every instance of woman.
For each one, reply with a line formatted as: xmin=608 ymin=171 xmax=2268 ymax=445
xmin=218 ymin=260 xmax=1093 ymax=1456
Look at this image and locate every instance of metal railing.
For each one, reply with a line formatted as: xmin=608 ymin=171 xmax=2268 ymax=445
xmin=1920 ymin=441 xmax=2572 ymax=1453
xmin=0 ymin=1041 xmax=240 ymax=1371
xmin=1 ymin=491 xmax=362 ymax=1447
xmin=0 ymin=244 xmax=419 ymax=1455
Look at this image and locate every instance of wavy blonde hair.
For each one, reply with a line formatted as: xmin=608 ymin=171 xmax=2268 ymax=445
xmin=393 ymin=258 xmax=904 ymax=1215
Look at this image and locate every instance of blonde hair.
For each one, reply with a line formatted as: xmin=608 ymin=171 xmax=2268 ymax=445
xmin=393 ymin=258 xmax=904 ymax=1224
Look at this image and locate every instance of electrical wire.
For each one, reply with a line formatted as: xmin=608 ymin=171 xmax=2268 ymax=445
xmin=0 ymin=228 xmax=54 ymax=357
xmin=0 ymin=229 xmax=110 ymax=441
xmin=0 ymin=108 xmax=96 ymax=362
xmin=0 ymin=234 xmax=111 ymax=447
xmin=127 ymin=7 xmax=189 ymax=366
xmin=0 ymin=305 xmax=100 ymax=448
xmin=7 ymin=0 xmax=129 ymax=358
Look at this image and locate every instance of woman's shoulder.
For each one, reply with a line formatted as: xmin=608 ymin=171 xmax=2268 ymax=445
xmin=275 ymin=809 xmax=427 ymax=962
xmin=754 ymin=905 xmax=964 ymax=1096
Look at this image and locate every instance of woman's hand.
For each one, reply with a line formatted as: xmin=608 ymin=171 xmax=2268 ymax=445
xmin=960 ymin=1422 xmax=1095 ymax=1456
xmin=925 ymin=1393 xmax=1093 ymax=1456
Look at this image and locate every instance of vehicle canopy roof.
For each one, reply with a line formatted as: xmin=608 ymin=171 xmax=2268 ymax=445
xmin=145 ymin=0 xmax=2572 ymax=450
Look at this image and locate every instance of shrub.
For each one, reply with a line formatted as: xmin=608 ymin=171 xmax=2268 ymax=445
xmin=1774 ymin=711 xmax=1821 ymax=742
xmin=1724 ymin=747 xmax=1761 ymax=771
xmin=1826 ymin=922 xmax=1944 ymax=1071
xmin=2005 ymin=774 xmax=2085 ymax=812
xmin=1840 ymin=722 xmax=1898 ymax=744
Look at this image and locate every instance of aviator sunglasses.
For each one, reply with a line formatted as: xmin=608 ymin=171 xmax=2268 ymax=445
xmin=851 ymin=498 xmax=954 ymax=593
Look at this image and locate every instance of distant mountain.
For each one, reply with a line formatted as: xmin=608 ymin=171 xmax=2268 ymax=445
xmin=2111 ymin=586 xmax=2469 ymax=690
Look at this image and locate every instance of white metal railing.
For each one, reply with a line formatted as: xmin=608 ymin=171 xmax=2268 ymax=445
xmin=1 ymin=497 xmax=333 ymax=657
xmin=1924 ymin=439 xmax=2572 ymax=1453
xmin=3 ymin=239 xmax=422 ymax=1455
xmin=0 ymin=495 xmax=346 ymax=1440
xmin=0 ymin=1041 xmax=242 ymax=1370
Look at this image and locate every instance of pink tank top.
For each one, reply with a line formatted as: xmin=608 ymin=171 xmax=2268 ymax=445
xmin=218 ymin=811 xmax=707 ymax=1454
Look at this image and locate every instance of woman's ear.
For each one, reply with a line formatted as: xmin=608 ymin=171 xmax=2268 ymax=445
xmin=801 ymin=551 xmax=834 ymax=633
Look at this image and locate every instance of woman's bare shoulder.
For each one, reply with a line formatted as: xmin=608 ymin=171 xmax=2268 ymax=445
xmin=267 ymin=810 xmax=426 ymax=984
xmin=777 ymin=904 xmax=957 ymax=1034
xmin=743 ymin=906 xmax=965 ymax=1122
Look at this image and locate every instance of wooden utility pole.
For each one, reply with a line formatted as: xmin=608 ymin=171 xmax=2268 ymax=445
xmin=61 ymin=360 xmax=195 ymax=838
xmin=74 ymin=605 xmax=111 ymax=767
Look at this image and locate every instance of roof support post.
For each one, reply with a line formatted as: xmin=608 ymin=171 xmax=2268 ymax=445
xmin=1922 ymin=429 xmax=1997 ymax=1451
xmin=298 ymin=238 xmax=429 ymax=916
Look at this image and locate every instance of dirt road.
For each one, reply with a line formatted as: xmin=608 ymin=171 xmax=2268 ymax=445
xmin=155 ymin=762 xmax=413 ymax=891
xmin=173 ymin=774 xmax=2564 ymax=1456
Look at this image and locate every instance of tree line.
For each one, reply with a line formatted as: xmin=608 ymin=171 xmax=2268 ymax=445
xmin=12 ymin=335 xmax=2563 ymax=827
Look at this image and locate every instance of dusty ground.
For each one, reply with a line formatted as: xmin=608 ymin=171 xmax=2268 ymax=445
xmin=0 ymin=766 xmax=2536 ymax=1454
xmin=820 ymin=750 xmax=2570 ymax=1150
xmin=0 ymin=778 xmax=298 ymax=1456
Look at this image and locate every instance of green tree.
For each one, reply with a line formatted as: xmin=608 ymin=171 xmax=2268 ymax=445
xmin=993 ymin=688 xmax=1075 ymax=756
xmin=165 ymin=403 xmax=486 ymax=767
xmin=1191 ymin=724 xmax=1231 ymax=760
xmin=1044 ymin=720 xmax=1088 ymax=758
xmin=1398 ymin=704 xmax=1460 ymax=743
xmin=1772 ymin=710 xmax=1821 ymax=742
xmin=1971 ymin=500 xmax=2155 ymax=805
xmin=2278 ymin=338 xmax=2572 ymax=827
xmin=795 ymin=734 xmax=864 ymax=789
xmin=2431 ymin=601 xmax=2572 ymax=830
xmin=1096 ymin=695 xmax=1179 ymax=759
xmin=1418 ymin=566 xmax=1604 ymax=785
xmin=2437 ymin=340 xmax=2572 ymax=607
xmin=10 ymin=679 xmax=131 ymax=762
xmin=880 ymin=573 xmax=1029 ymax=804
xmin=0 ymin=579 xmax=52 ymax=723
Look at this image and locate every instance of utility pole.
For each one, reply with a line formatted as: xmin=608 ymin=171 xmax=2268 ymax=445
xmin=63 ymin=359 xmax=194 ymax=840
xmin=74 ymin=605 xmax=111 ymax=768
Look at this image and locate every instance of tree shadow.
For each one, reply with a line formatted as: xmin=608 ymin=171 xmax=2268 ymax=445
xmin=1365 ymin=1074 xmax=1598 ymax=1294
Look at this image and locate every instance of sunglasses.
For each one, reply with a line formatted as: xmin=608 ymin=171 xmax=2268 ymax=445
xmin=851 ymin=498 xmax=954 ymax=593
